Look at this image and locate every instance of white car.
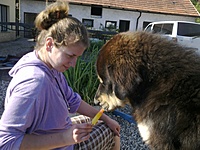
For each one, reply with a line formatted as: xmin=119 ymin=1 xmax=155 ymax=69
xmin=144 ymin=21 xmax=200 ymax=54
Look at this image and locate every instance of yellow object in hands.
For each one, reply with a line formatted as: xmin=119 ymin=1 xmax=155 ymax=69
xmin=92 ymin=108 xmax=104 ymax=125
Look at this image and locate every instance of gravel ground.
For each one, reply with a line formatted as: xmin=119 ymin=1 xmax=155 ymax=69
xmin=0 ymin=80 xmax=8 ymax=116
xmin=0 ymin=38 xmax=149 ymax=149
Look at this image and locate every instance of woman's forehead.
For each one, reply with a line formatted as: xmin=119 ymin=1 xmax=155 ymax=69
xmin=60 ymin=43 xmax=86 ymax=56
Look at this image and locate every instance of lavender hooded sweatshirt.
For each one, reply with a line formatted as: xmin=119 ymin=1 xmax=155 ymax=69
xmin=0 ymin=51 xmax=82 ymax=150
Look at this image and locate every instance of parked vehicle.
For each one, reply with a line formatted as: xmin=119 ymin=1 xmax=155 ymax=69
xmin=144 ymin=21 xmax=200 ymax=54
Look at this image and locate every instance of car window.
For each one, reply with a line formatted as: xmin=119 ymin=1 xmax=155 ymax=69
xmin=145 ymin=24 xmax=152 ymax=32
xmin=152 ymin=24 xmax=162 ymax=33
xmin=177 ymin=22 xmax=200 ymax=37
xmin=152 ymin=23 xmax=173 ymax=34
xmin=161 ymin=24 xmax=173 ymax=34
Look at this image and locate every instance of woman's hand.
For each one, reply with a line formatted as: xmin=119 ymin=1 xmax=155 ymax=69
xmin=103 ymin=116 xmax=120 ymax=137
xmin=77 ymin=101 xmax=120 ymax=137
xmin=63 ymin=123 xmax=93 ymax=145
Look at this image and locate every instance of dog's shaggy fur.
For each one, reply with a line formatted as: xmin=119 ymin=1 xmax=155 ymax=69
xmin=94 ymin=31 xmax=200 ymax=150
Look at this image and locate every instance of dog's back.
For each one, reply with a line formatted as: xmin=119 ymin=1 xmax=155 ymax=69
xmin=129 ymin=32 xmax=200 ymax=150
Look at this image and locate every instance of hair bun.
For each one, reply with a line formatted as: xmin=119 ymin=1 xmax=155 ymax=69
xmin=35 ymin=1 xmax=69 ymax=30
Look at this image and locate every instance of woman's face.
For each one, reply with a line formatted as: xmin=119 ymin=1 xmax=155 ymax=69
xmin=46 ymin=39 xmax=86 ymax=72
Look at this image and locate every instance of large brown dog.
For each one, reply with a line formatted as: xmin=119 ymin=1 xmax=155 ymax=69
xmin=94 ymin=31 xmax=200 ymax=150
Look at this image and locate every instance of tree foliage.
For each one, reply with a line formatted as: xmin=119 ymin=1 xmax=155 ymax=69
xmin=191 ymin=0 xmax=200 ymax=22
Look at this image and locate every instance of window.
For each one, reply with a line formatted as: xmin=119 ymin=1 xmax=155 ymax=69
xmin=145 ymin=24 xmax=152 ymax=32
xmin=178 ymin=22 xmax=200 ymax=37
xmin=152 ymin=24 xmax=162 ymax=33
xmin=152 ymin=23 xmax=173 ymax=34
xmin=105 ymin=21 xmax=117 ymax=29
xmin=91 ymin=5 xmax=102 ymax=17
xmin=0 ymin=4 xmax=8 ymax=31
xmin=119 ymin=20 xmax=130 ymax=32
xmin=143 ymin=21 xmax=151 ymax=30
xmin=161 ymin=24 xmax=173 ymax=34
xmin=82 ymin=19 xmax=94 ymax=28
xmin=105 ymin=21 xmax=117 ymax=30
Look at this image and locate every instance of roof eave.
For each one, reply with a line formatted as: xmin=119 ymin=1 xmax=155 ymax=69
xmin=69 ymin=2 xmax=200 ymax=18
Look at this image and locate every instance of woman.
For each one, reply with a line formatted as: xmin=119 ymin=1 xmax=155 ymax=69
xmin=0 ymin=1 xmax=120 ymax=150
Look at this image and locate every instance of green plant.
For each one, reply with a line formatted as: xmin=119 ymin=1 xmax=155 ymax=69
xmin=195 ymin=17 xmax=200 ymax=23
xmin=87 ymin=40 xmax=104 ymax=52
xmin=63 ymin=41 xmax=104 ymax=105
xmin=190 ymin=0 xmax=200 ymax=23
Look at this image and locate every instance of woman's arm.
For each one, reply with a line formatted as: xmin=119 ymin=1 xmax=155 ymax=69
xmin=20 ymin=132 xmax=68 ymax=150
xmin=20 ymin=123 xmax=92 ymax=150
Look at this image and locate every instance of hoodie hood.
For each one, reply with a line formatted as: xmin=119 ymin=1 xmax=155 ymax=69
xmin=9 ymin=51 xmax=51 ymax=77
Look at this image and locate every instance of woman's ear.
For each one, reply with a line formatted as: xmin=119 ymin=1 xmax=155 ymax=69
xmin=45 ymin=37 xmax=54 ymax=52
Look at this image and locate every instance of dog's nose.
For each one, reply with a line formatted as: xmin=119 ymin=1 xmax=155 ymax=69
xmin=94 ymin=98 xmax=100 ymax=105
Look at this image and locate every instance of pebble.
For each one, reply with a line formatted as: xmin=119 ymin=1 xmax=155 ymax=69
xmin=106 ymin=106 xmax=149 ymax=150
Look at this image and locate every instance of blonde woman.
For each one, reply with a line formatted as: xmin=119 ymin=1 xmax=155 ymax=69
xmin=0 ymin=1 xmax=120 ymax=150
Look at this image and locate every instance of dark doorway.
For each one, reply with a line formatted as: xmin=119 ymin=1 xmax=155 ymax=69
xmin=24 ymin=12 xmax=37 ymax=38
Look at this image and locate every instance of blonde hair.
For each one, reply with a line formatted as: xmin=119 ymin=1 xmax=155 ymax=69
xmin=34 ymin=0 xmax=89 ymax=50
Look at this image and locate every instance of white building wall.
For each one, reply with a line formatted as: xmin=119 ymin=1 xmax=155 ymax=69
xmin=0 ymin=0 xmax=15 ymax=22
xmin=69 ymin=5 xmax=91 ymax=22
xmin=0 ymin=0 xmax=16 ymax=41
xmin=20 ymin=0 xmax=47 ymax=23
xmin=102 ymin=8 xmax=140 ymax=31
xmin=69 ymin=4 xmax=197 ymax=31
xmin=19 ymin=1 xmax=197 ymax=31
xmin=70 ymin=4 xmax=141 ymax=31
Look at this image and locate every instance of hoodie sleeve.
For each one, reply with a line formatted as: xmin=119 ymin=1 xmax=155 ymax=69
xmin=0 ymin=70 xmax=43 ymax=150
xmin=0 ymin=96 xmax=36 ymax=150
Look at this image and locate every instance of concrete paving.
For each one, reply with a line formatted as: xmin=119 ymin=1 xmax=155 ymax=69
xmin=0 ymin=37 xmax=35 ymax=81
xmin=0 ymin=37 xmax=35 ymax=57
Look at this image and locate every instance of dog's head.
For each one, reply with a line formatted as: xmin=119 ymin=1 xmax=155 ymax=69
xmin=94 ymin=31 xmax=198 ymax=111
xmin=94 ymin=31 xmax=151 ymax=111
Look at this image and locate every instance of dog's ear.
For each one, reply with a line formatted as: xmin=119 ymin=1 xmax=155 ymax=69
xmin=138 ymin=65 xmax=149 ymax=82
xmin=135 ymin=65 xmax=153 ymax=97
xmin=106 ymin=65 xmax=127 ymax=100
xmin=138 ymin=64 xmax=156 ymax=84
xmin=114 ymin=84 xmax=128 ymax=100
